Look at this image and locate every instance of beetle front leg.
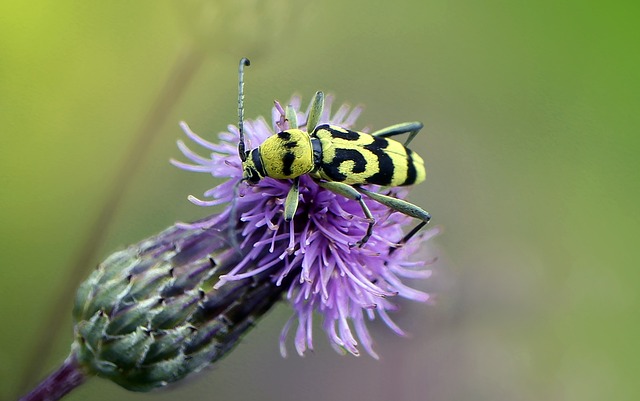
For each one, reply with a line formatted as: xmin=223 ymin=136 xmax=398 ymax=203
xmin=305 ymin=91 xmax=325 ymax=132
xmin=284 ymin=177 xmax=300 ymax=221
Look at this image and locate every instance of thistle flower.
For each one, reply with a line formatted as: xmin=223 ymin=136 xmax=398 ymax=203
xmin=23 ymin=94 xmax=436 ymax=400
xmin=172 ymin=94 xmax=438 ymax=358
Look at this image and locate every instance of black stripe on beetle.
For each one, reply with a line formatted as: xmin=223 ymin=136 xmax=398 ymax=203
xmin=278 ymin=131 xmax=291 ymax=141
xmin=365 ymin=149 xmax=395 ymax=185
xmin=322 ymin=148 xmax=369 ymax=181
xmin=403 ymin=148 xmax=417 ymax=185
xmin=322 ymin=125 xmax=361 ymax=141
xmin=282 ymin=151 xmax=296 ymax=176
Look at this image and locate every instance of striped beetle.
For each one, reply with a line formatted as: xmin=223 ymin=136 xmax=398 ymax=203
xmin=236 ymin=58 xmax=430 ymax=247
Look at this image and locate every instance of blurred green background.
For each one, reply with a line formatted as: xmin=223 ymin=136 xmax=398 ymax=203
xmin=1 ymin=1 xmax=638 ymax=400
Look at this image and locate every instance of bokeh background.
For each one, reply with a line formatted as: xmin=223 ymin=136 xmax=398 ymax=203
xmin=1 ymin=1 xmax=638 ymax=400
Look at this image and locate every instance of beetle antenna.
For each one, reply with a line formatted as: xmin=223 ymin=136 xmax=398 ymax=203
xmin=228 ymin=177 xmax=244 ymax=251
xmin=238 ymin=57 xmax=250 ymax=162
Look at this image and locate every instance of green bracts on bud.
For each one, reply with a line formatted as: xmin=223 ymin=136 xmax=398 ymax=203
xmin=71 ymin=224 xmax=286 ymax=391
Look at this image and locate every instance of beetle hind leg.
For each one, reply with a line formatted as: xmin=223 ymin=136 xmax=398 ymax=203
xmin=315 ymin=180 xmax=375 ymax=247
xmin=355 ymin=186 xmax=431 ymax=251
xmin=390 ymin=221 xmax=428 ymax=255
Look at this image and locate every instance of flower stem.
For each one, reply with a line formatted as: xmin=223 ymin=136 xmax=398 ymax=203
xmin=18 ymin=354 xmax=87 ymax=401
xmin=16 ymin=42 xmax=205 ymax=396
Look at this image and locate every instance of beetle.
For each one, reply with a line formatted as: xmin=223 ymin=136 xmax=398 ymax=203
xmin=236 ymin=58 xmax=430 ymax=247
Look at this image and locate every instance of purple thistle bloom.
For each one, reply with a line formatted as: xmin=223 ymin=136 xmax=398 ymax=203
xmin=23 ymin=94 xmax=438 ymax=400
xmin=172 ymin=94 xmax=438 ymax=358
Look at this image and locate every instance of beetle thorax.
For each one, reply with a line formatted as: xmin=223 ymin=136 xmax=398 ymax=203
xmin=255 ymin=129 xmax=315 ymax=180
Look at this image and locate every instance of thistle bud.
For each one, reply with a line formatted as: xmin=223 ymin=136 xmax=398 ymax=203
xmin=72 ymin=223 xmax=289 ymax=391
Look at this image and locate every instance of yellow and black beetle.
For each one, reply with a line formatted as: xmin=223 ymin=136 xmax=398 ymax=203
xmin=236 ymin=58 xmax=430 ymax=247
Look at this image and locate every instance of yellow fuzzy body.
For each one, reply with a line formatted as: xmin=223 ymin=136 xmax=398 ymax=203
xmin=310 ymin=125 xmax=425 ymax=186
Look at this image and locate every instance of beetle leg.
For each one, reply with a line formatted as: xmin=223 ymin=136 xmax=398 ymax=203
xmin=306 ymin=91 xmax=325 ymax=132
xmin=356 ymin=186 xmax=431 ymax=223
xmin=389 ymin=221 xmax=428 ymax=255
xmin=355 ymin=186 xmax=431 ymax=250
xmin=370 ymin=121 xmax=423 ymax=147
xmin=315 ymin=180 xmax=375 ymax=247
xmin=284 ymin=177 xmax=301 ymax=221
xmin=285 ymin=104 xmax=298 ymax=130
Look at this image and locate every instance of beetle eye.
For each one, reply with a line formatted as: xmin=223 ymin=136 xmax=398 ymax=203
xmin=244 ymin=167 xmax=260 ymax=183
